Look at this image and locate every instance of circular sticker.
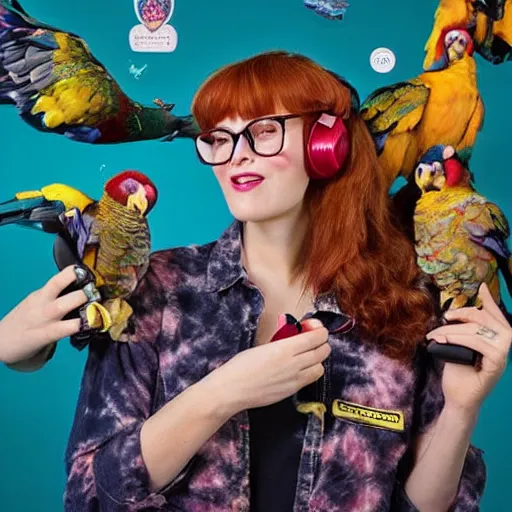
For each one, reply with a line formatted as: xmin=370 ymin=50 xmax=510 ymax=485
xmin=370 ymin=48 xmax=396 ymax=73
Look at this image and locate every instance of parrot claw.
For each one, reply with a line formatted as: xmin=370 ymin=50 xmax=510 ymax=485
xmin=103 ymin=298 xmax=134 ymax=341
xmin=153 ymin=98 xmax=175 ymax=111
xmin=84 ymin=302 xmax=113 ymax=332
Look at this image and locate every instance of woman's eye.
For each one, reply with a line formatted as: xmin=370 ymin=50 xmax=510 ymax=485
xmin=211 ymin=135 xmax=229 ymax=146
xmin=252 ymin=123 xmax=278 ymax=138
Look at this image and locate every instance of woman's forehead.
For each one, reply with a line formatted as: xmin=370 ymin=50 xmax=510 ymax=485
xmin=215 ymin=109 xmax=293 ymax=130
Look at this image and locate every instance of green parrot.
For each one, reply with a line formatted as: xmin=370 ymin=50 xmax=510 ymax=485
xmin=0 ymin=0 xmax=199 ymax=144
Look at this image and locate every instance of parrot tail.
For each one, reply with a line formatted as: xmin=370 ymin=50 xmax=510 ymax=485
xmin=0 ymin=196 xmax=64 ymax=231
xmin=161 ymin=115 xmax=201 ymax=142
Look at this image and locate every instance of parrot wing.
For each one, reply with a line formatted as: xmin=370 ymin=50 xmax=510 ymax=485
xmin=360 ymin=78 xmax=430 ymax=154
xmin=475 ymin=0 xmax=512 ymax=64
xmin=464 ymin=200 xmax=512 ymax=296
xmin=59 ymin=203 xmax=99 ymax=260
xmin=0 ymin=184 xmax=93 ymax=232
xmin=0 ymin=194 xmax=66 ymax=231
xmin=0 ymin=0 xmax=132 ymax=142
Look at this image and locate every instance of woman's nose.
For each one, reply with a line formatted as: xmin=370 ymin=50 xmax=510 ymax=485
xmin=231 ymin=134 xmax=254 ymax=165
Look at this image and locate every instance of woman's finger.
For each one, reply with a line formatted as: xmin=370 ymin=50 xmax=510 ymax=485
xmin=42 ymin=265 xmax=80 ymax=300
xmin=52 ymin=318 xmax=82 ymax=340
xmin=295 ymin=342 xmax=331 ymax=370
xmin=430 ymin=333 xmax=505 ymax=366
xmin=443 ymin=306 xmax=509 ymax=339
xmin=48 ymin=289 xmax=89 ymax=320
xmin=427 ymin=322 xmax=482 ymax=339
xmin=28 ymin=318 xmax=82 ymax=346
xmin=477 ymin=282 xmax=510 ymax=328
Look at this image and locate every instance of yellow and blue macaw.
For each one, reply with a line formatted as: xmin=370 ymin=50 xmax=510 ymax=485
xmin=361 ymin=28 xmax=484 ymax=190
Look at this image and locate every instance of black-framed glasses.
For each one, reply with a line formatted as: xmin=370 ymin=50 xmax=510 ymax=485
xmin=195 ymin=114 xmax=302 ymax=166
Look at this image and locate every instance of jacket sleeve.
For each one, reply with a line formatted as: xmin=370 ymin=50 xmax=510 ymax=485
xmin=391 ymin=349 xmax=487 ymax=512
xmin=64 ymin=257 xmax=181 ymax=511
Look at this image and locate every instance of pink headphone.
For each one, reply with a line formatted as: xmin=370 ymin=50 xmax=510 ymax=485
xmin=304 ymin=69 xmax=359 ymax=180
xmin=306 ymin=113 xmax=350 ymax=180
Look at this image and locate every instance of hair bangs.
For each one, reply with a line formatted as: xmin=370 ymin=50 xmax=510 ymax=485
xmin=191 ymin=51 xmax=352 ymax=131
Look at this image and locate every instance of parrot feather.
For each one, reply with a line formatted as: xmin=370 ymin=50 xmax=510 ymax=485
xmin=0 ymin=0 xmax=199 ymax=143
xmin=0 ymin=184 xmax=92 ymax=232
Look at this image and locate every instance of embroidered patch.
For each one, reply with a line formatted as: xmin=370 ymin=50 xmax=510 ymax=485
xmin=332 ymin=399 xmax=405 ymax=432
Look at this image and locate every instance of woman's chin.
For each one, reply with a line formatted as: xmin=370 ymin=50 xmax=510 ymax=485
xmin=231 ymin=206 xmax=301 ymax=224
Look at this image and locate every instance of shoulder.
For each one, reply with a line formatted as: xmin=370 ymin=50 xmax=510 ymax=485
xmin=145 ymin=240 xmax=217 ymax=292
xmin=120 ymin=240 xmax=217 ymax=343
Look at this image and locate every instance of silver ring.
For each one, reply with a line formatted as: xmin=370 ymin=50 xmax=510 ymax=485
xmin=83 ymin=283 xmax=102 ymax=303
xmin=476 ymin=325 xmax=499 ymax=341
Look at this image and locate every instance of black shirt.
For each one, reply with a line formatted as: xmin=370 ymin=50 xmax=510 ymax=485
xmin=249 ymin=396 xmax=308 ymax=511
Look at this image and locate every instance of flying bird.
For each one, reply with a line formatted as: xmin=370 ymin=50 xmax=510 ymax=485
xmin=0 ymin=0 xmax=199 ymax=144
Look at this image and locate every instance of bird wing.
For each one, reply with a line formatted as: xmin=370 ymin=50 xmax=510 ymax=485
xmin=0 ymin=193 xmax=65 ymax=230
xmin=464 ymin=200 xmax=510 ymax=258
xmin=0 ymin=1 xmax=129 ymax=140
xmin=60 ymin=201 xmax=101 ymax=258
xmin=464 ymin=199 xmax=512 ymax=297
xmin=0 ymin=185 xmax=93 ymax=231
xmin=360 ymin=78 xmax=430 ymax=153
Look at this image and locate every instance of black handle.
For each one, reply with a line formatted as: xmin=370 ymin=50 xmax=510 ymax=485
xmin=427 ymin=341 xmax=480 ymax=366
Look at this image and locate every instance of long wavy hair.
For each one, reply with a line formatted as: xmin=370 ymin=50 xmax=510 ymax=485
xmin=191 ymin=51 xmax=435 ymax=362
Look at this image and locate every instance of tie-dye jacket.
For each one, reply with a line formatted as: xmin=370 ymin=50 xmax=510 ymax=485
xmin=64 ymin=221 xmax=486 ymax=511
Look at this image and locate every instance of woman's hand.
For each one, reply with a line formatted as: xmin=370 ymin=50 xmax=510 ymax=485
xmin=426 ymin=283 xmax=512 ymax=415
xmin=204 ymin=319 xmax=331 ymax=415
xmin=0 ymin=265 xmax=89 ymax=366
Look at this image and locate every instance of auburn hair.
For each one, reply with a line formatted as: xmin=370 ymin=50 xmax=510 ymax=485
xmin=192 ymin=51 xmax=435 ymax=362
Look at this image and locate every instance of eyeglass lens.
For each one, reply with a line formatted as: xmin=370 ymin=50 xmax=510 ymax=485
xmin=196 ymin=118 xmax=285 ymax=164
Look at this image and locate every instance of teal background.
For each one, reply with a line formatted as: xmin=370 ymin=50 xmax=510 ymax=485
xmin=0 ymin=0 xmax=510 ymax=509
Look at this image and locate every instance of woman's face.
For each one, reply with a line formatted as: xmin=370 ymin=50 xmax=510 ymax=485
xmin=210 ymin=113 xmax=310 ymax=223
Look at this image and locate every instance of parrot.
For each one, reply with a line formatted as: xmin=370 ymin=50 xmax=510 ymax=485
xmin=360 ymin=27 xmax=484 ymax=190
xmin=413 ymin=144 xmax=512 ymax=313
xmin=0 ymin=0 xmax=199 ymax=144
xmin=423 ymin=0 xmax=512 ymax=68
xmin=0 ymin=170 xmax=157 ymax=341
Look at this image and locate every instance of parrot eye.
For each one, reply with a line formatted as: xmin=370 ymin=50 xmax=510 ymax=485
xmin=121 ymin=178 xmax=140 ymax=194
xmin=416 ymin=164 xmax=426 ymax=177
xmin=445 ymin=30 xmax=462 ymax=45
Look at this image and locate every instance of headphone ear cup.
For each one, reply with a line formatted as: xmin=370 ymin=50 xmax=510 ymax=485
xmin=306 ymin=115 xmax=350 ymax=179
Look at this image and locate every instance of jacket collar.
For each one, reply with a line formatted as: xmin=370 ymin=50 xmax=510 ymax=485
xmin=205 ymin=220 xmax=355 ymax=333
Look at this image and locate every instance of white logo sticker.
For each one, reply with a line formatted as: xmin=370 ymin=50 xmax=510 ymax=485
xmin=129 ymin=0 xmax=178 ymax=53
xmin=370 ymin=48 xmax=396 ymax=73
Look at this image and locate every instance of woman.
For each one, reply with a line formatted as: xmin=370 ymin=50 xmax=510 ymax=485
xmin=2 ymin=51 xmax=510 ymax=511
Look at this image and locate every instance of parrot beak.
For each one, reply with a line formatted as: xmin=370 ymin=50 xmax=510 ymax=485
xmin=126 ymin=185 xmax=148 ymax=216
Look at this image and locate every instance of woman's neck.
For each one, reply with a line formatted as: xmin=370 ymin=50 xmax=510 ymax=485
xmin=241 ymin=206 xmax=308 ymax=288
